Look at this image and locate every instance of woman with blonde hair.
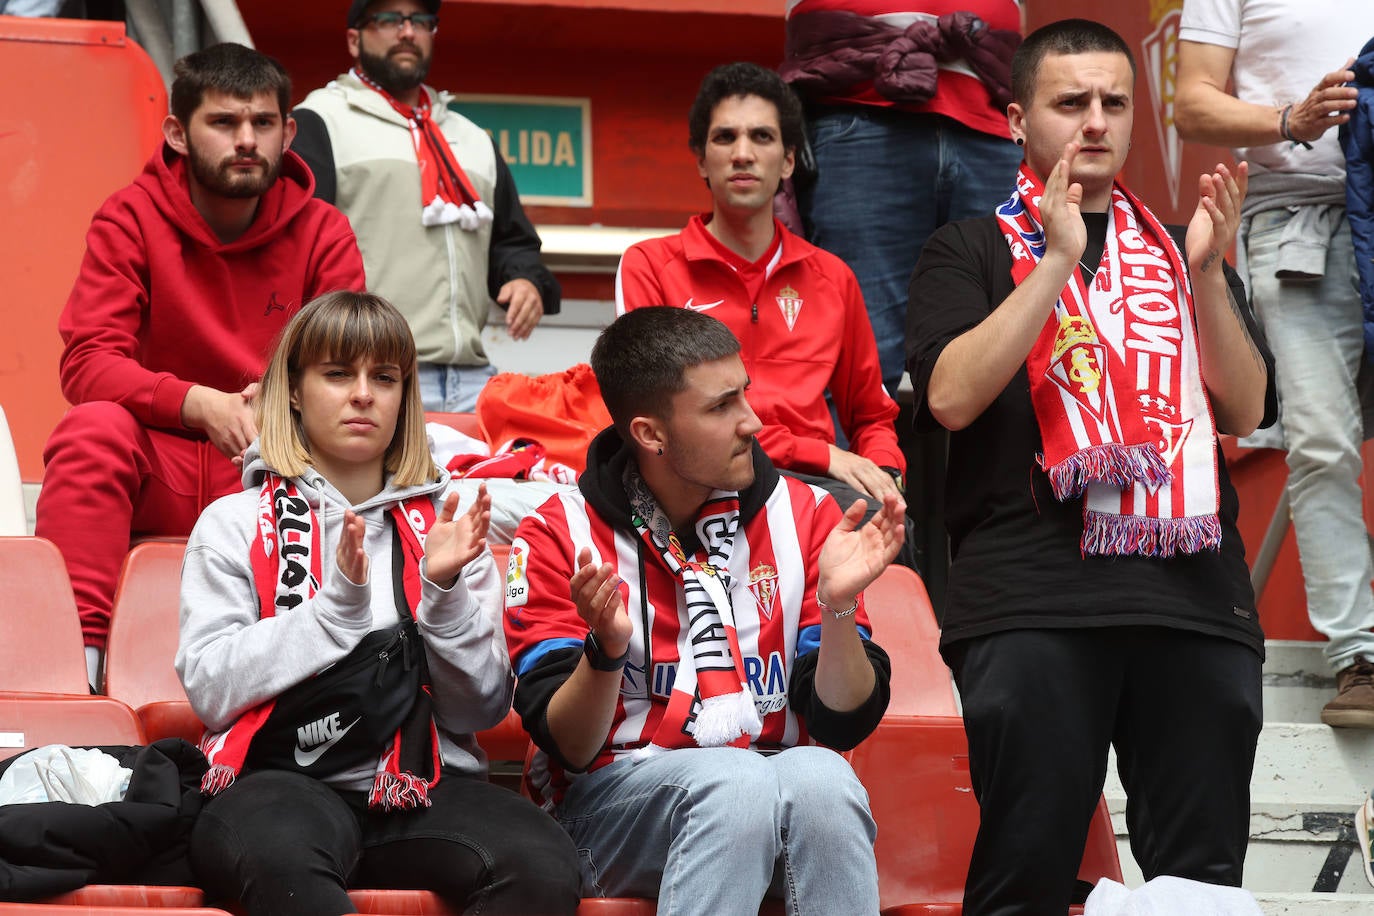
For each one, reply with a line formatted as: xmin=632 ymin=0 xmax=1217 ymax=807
xmin=176 ymin=291 xmax=579 ymax=915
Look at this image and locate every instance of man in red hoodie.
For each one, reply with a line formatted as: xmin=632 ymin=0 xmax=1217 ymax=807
xmin=35 ymin=43 xmax=365 ymax=686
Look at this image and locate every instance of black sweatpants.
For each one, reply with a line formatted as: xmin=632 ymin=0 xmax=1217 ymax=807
xmin=946 ymin=626 xmax=1263 ymax=916
xmin=189 ymin=768 xmax=581 ymax=916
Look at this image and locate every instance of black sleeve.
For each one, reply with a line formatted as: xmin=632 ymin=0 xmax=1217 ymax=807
xmin=787 ymin=639 xmax=892 ymax=751
xmin=510 ymin=646 xmax=584 ymax=772
xmin=486 ymin=137 xmax=561 ymax=314
xmin=290 ymin=108 xmax=336 ymax=204
xmin=905 ymin=219 xmax=1004 ymax=432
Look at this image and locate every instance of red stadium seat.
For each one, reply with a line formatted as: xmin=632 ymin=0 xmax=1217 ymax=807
xmin=0 ymin=693 xmax=145 ymax=762
xmin=425 ymin=412 xmax=483 ymax=439
xmin=861 ymin=565 xmax=957 ymax=717
xmin=343 ymin=890 xmax=458 ymax=914
xmin=848 ymin=716 xmax=1121 ymax=914
xmin=0 ymin=537 xmax=91 ymax=694
xmin=0 ymin=906 xmax=231 ymax=915
xmin=41 ymin=888 xmax=205 ymax=909
xmin=105 ymin=541 xmax=199 ymax=743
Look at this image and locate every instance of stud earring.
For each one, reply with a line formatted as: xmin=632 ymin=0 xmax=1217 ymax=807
xmin=656 ymin=447 xmax=663 ymax=456
xmin=1015 ymin=137 xmax=1025 ymax=146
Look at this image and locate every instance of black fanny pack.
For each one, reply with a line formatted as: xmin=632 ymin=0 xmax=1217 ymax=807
xmin=243 ymin=523 xmax=426 ymax=780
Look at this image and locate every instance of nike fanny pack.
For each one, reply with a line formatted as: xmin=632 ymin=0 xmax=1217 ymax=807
xmin=242 ymin=616 xmax=425 ymax=779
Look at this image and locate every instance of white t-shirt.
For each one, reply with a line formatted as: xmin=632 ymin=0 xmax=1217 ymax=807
xmin=1179 ymin=0 xmax=1374 ymax=181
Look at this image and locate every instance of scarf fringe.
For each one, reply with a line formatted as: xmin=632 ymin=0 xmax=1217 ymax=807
xmin=1043 ymin=442 xmax=1172 ymax=501
xmin=200 ymin=764 xmax=237 ymax=797
xmin=368 ymin=771 xmax=434 ymax=811
xmin=691 ymin=690 xmax=763 ymax=748
xmin=1082 ymin=511 xmax=1222 ymax=558
xmin=421 ymin=196 xmax=496 ymax=230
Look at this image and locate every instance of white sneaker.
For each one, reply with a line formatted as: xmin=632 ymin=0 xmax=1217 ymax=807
xmin=1357 ymin=792 xmax=1374 ymax=889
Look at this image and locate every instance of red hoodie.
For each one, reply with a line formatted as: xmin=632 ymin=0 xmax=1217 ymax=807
xmin=58 ymin=144 xmax=365 ymax=431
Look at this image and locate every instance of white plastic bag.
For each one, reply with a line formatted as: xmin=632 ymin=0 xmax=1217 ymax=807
xmin=0 ymin=744 xmax=132 ymax=806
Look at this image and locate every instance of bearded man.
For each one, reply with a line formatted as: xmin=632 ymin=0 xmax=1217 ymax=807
xmin=293 ymin=0 xmax=560 ymax=414
xmin=35 ymin=42 xmax=364 ymax=686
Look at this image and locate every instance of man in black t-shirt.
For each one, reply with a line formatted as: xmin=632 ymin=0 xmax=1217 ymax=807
xmin=905 ymin=19 xmax=1276 ymax=915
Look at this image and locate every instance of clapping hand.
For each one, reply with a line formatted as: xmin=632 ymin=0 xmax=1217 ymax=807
xmin=570 ymin=547 xmax=631 ymax=658
xmin=816 ymin=493 xmax=907 ymax=612
xmin=424 ymin=484 xmax=492 ymax=588
xmin=336 ymin=509 xmax=368 ymax=585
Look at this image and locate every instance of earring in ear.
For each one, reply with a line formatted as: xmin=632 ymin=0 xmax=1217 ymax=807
xmin=1015 ymin=137 xmax=1025 ymax=146
xmin=656 ymin=447 xmax=663 ymax=456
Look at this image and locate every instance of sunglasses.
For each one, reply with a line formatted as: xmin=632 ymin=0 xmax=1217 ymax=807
xmin=360 ymin=11 xmax=439 ymax=32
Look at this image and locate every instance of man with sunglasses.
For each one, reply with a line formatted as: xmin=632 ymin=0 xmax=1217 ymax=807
xmin=294 ymin=0 xmax=559 ymax=413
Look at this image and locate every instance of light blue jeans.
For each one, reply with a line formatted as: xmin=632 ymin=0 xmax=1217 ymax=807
xmin=415 ymin=362 xmax=497 ymax=414
xmin=555 ymin=745 xmax=879 ymax=916
xmin=800 ymin=109 xmax=1023 ymax=393
xmin=1242 ymin=207 xmax=1374 ymax=671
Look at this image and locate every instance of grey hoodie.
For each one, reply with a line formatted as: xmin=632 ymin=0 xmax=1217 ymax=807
xmin=176 ymin=445 xmax=513 ymax=788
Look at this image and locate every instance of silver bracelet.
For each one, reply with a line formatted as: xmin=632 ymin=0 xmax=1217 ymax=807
xmin=816 ymin=593 xmax=859 ymax=619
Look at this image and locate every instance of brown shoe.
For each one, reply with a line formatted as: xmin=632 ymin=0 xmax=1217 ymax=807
xmin=1321 ymin=657 xmax=1374 ymax=728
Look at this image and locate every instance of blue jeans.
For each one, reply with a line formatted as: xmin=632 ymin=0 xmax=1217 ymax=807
xmin=555 ymin=746 xmax=879 ymax=916
xmin=416 ymin=362 xmax=498 ymax=414
xmin=800 ymin=109 xmax=1023 ymax=393
xmin=1242 ymin=208 xmax=1374 ymax=671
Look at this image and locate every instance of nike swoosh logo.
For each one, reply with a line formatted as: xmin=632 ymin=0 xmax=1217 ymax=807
xmin=293 ymin=717 xmax=361 ymax=768
xmin=684 ymin=298 xmax=724 ymax=312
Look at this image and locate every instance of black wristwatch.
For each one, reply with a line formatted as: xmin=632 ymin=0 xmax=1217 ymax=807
xmin=583 ymin=631 xmax=629 ymax=671
xmin=880 ymin=466 xmax=906 ymax=494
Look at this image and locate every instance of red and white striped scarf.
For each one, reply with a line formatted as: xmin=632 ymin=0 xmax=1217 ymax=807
xmin=199 ymin=475 xmax=442 ymax=809
xmin=996 ymin=165 xmax=1221 ymax=556
xmin=353 ymin=68 xmax=493 ymax=230
xmin=624 ymin=467 xmax=761 ymax=757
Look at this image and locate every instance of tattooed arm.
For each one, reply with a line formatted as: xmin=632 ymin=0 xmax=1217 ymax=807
xmin=1186 ymin=161 xmax=1269 ymax=437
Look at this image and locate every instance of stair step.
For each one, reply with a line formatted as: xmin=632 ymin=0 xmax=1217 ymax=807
xmin=1263 ymin=641 xmax=1336 ymax=725
xmin=1105 ymin=721 xmax=1374 ymax=896
xmin=1255 ymin=892 xmax=1374 ymax=914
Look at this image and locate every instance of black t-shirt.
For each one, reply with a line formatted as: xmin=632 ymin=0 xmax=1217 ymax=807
xmin=906 ymin=215 xmax=1276 ymax=656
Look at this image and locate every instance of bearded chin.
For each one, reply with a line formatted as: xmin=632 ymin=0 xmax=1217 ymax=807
xmin=187 ymin=145 xmax=281 ymax=199
xmin=359 ymin=47 xmax=430 ymax=96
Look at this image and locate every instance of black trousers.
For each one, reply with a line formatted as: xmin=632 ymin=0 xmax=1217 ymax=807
xmin=945 ymin=626 xmax=1263 ymax=916
xmin=189 ymin=768 xmax=581 ymax=916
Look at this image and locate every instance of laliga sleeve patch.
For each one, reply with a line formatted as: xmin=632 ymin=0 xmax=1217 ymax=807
xmin=505 ymin=537 xmax=531 ymax=608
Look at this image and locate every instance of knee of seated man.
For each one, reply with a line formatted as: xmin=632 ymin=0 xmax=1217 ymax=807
xmin=44 ymin=402 xmax=143 ymax=460
xmin=675 ymin=747 xmax=784 ymax=819
xmin=772 ymin=746 xmax=871 ymax=815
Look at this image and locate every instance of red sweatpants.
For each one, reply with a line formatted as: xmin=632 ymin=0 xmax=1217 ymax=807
xmin=35 ymin=402 xmax=242 ymax=648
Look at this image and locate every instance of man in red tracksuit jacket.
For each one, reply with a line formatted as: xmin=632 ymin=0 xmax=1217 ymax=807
xmin=34 ymin=43 xmax=365 ymax=686
xmin=615 ymin=62 xmax=906 ymax=518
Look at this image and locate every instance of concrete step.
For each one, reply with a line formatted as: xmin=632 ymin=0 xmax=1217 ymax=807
xmin=1263 ymin=641 xmax=1337 ymax=724
xmin=1255 ymin=892 xmax=1374 ymax=914
xmin=1106 ymin=721 xmax=1374 ymax=896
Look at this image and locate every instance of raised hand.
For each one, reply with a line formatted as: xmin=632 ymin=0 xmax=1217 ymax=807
xmin=570 ymin=546 xmax=632 ymax=656
xmin=1186 ymin=161 xmax=1248 ymax=280
xmin=816 ymin=493 xmax=907 ymax=612
xmin=1041 ymin=142 xmax=1087 ymax=268
xmin=423 ymin=485 xmax=491 ymax=588
xmin=336 ymin=508 xmax=368 ymax=585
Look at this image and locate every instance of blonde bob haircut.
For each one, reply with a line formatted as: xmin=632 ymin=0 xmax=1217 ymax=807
xmin=256 ymin=290 xmax=437 ymax=486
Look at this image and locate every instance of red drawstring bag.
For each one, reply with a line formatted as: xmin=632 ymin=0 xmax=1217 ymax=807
xmin=475 ymin=364 xmax=611 ymax=474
